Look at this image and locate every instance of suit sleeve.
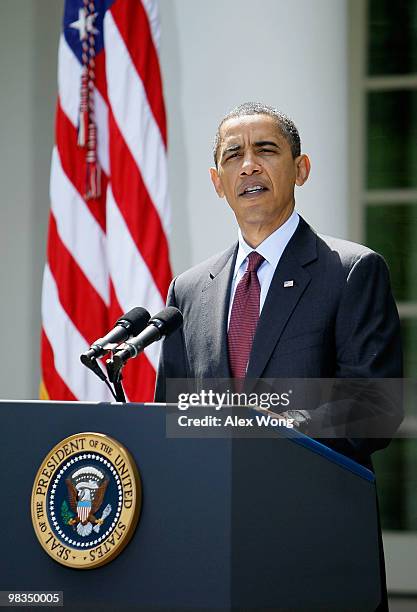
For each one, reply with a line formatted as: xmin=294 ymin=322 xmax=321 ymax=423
xmin=154 ymin=277 xmax=188 ymax=403
xmin=335 ymin=251 xmax=402 ymax=379
xmin=323 ymin=252 xmax=403 ymax=460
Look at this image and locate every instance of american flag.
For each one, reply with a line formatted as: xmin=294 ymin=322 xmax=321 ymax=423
xmin=40 ymin=0 xmax=172 ymax=402
xmin=77 ymin=500 xmax=92 ymax=523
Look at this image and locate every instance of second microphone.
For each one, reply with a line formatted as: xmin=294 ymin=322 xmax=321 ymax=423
xmin=110 ymin=306 xmax=183 ymax=369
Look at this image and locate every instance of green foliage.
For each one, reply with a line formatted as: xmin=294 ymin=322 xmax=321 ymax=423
xmin=61 ymin=500 xmax=74 ymax=524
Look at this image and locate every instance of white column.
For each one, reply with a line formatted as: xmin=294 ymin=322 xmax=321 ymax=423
xmin=0 ymin=0 xmax=63 ymax=398
xmin=159 ymin=0 xmax=349 ymax=272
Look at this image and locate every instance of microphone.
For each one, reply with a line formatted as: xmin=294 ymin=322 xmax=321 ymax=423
xmin=111 ymin=307 xmax=183 ymax=369
xmin=80 ymin=307 xmax=151 ymax=370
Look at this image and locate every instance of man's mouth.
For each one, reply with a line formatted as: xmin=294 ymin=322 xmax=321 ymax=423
xmin=239 ymin=185 xmax=268 ymax=197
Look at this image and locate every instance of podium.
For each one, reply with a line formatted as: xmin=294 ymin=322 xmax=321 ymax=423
xmin=1 ymin=400 xmax=382 ymax=611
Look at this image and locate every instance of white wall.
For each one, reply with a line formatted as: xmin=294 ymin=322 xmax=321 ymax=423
xmin=0 ymin=0 xmax=63 ymax=399
xmin=158 ymin=0 xmax=349 ymax=273
xmin=0 ymin=0 xmax=348 ymax=398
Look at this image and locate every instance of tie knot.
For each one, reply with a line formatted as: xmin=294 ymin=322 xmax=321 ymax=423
xmin=246 ymin=251 xmax=264 ymax=273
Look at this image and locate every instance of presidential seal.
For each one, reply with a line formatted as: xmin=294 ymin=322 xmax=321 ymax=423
xmin=31 ymin=432 xmax=141 ymax=569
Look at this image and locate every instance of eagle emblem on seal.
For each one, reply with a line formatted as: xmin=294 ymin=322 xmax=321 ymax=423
xmin=64 ymin=466 xmax=112 ymax=537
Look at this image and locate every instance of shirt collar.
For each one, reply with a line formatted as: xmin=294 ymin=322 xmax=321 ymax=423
xmin=233 ymin=210 xmax=299 ymax=278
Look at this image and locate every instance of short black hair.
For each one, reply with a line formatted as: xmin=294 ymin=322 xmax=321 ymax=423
xmin=213 ymin=102 xmax=301 ymax=166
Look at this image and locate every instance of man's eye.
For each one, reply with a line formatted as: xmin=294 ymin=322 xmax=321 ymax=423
xmin=226 ymin=152 xmax=238 ymax=160
xmin=259 ymin=148 xmax=274 ymax=153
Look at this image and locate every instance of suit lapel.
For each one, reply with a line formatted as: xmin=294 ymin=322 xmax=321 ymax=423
xmin=246 ymin=217 xmax=318 ymax=379
xmin=200 ymin=244 xmax=237 ymax=378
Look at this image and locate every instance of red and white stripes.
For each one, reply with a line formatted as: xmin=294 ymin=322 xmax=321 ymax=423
xmin=41 ymin=0 xmax=172 ymax=402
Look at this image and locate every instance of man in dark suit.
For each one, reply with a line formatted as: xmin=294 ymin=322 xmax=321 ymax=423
xmin=155 ymin=102 xmax=402 ymax=610
xmin=155 ymin=102 xmax=402 ymax=429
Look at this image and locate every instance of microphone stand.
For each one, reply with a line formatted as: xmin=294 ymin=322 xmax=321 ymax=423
xmin=79 ymin=353 xmax=126 ymax=403
xmin=105 ymin=357 xmax=126 ymax=403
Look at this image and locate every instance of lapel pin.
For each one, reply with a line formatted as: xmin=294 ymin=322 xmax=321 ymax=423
xmin=283 ymin=280 xmax=294 ymax=288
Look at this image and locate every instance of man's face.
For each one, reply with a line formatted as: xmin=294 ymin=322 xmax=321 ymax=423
xmin=210 ymin=114 xmax=310 ymax=242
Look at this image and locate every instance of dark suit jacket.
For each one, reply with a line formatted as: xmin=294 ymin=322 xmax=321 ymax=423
xmin=155 ymin=216 xmax=403 ymax=463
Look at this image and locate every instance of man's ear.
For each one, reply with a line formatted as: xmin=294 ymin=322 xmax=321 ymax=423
xmin=209 ymin=167 xmax=225 ymax=198
xmin=295 ymin=154 xmax=311 ymax=186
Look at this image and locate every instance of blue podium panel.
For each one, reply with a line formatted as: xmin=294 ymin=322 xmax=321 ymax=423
xmin=231 ymin=433 xmax=380 ymax=610
xmin=0 ymin=401 xmax=380 ymax=611
xmin=1 ymin=401 xmax=230 ymax=609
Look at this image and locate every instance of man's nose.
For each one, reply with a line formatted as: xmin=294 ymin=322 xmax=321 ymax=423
xmin=240 ymin=153 xmax=261 ymax=175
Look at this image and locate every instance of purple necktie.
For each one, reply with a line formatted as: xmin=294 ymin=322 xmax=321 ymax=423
xmin=228 ymin=251 xmax=265 ymax=380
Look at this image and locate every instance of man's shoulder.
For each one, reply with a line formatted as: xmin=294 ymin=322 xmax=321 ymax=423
xmin=171 ymin=244 xmax=237 ymax=294
xmin=293 ymin=218 xmax=389 ymax=284
xmin=291 ymin=216 xmax=386 ymax=273
xmin=316 ymin=231 xmax=382 ymax=268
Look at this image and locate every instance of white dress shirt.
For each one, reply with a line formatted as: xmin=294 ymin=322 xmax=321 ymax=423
xmin=227 ymin=210 xmax=299 ymax=328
